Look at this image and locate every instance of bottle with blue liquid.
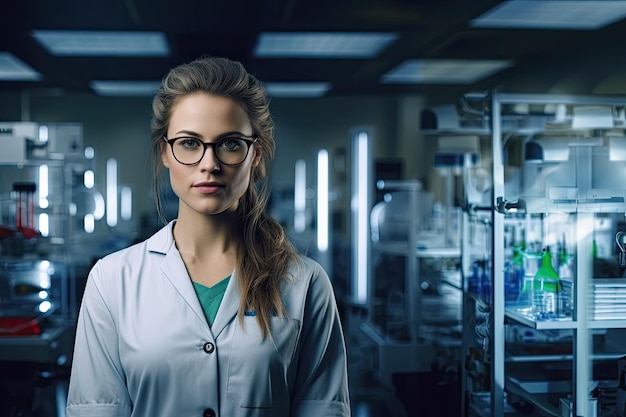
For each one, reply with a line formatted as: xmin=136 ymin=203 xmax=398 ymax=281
xmin=505 ymin=240 xmax=525 ymax=303
xmin=480 ymin=260 xmax=491 ymax=302
xmin=468 ymin=262 xmax=481 ymax=295
xmin=468 ymin=260 xmax=490 ymax=303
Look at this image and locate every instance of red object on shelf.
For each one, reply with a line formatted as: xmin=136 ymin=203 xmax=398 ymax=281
xmin=0 ymin=226 xmax=15 ymax=239
xmin=0 ymin=317 xmax=42 ymax=336
xmin=13 ymin=182 xmax=37 ymax=231
xmin=16 ymin=226 xmax=40 ymax=240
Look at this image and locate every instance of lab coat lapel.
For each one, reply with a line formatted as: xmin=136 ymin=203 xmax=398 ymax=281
xmin=160 ymin=248 xmax=210 ymax=329
xmin=210 ymin=268 xmax=240 ymax=338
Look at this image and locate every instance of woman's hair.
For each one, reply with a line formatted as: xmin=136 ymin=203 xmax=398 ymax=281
xmin=150 ymin=56 xmax=298 ymax=336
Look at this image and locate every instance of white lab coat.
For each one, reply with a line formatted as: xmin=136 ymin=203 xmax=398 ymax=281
xmin=66 ymin=221 xmax=350 ymax=417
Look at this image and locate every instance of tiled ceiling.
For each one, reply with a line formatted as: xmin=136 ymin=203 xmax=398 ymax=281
xmin=2 ymin=0 xmax=626 ymax=97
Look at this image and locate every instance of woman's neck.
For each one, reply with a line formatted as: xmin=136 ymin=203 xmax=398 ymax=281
xmin=173 ymin=210 xmax=240 ymax=259
xmin=173 ymin=214 xmax=239 ymax=286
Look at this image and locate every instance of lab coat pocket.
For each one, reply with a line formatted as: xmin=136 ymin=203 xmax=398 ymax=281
xmin=227 ymin=316 xmax=300 ymax=408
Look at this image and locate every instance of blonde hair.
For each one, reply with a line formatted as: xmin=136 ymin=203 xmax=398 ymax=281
xmin=150 ymin=56 xmax=298 ymax=336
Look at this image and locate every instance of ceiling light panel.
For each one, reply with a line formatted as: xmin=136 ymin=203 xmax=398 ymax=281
xmin=0 ymin=52 xmax=41 ymax=81
xmin=381 ymin=59 xmax=514 ymax=84
xmin=32 ymin=30 xmax=170 ymax=56
xmin=254 ymin=32 xmax=398 ymax=58
xmin=89 ymin=80 xmax=161 ymax=97
xmin=471 ymin=1 xmax=626 ymax=30
xmin=265 ymin=82 xmax=331 ymax=98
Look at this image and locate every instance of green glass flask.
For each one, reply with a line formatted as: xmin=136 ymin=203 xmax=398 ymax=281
xmin=532 ymin=248 xmax=562 ymax=318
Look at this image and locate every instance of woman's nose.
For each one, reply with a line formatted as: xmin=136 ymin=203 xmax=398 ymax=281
xmin=199 ymin=147 xmax=221 ymax=171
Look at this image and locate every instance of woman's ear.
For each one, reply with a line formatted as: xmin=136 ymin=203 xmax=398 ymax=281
xmin=251 ymin=147 xmax=262 ymax=167
xmin=161 ymin=140 xmax=171 ymax=168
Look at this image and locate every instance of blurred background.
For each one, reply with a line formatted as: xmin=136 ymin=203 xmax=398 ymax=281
xmin=2 ymin=1 xmax=626 ymax=416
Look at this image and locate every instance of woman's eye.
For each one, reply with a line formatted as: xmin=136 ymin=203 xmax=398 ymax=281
xmin=220 ymin=139 xmax=242 ymax=151
xmin=180 ymin=139 xmax=200 ymax=149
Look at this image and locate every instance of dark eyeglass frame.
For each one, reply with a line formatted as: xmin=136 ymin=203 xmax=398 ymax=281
xmin=163 ymin=135 xmax=258 ymax=166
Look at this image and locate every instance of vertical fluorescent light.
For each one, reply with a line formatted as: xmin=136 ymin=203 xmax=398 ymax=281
xmin=106 ymin=158 xmax=118 ymax=227
xmin=39 ymin=213 xmax=49 ymax=237
xmin=120 ymin=186 xmax=132 ymax=221
xmin=38 ymin=165 xmax=48 ymax=208
xmin=351 ymin=129 xmax=371 ymax=304
xmin=38 ymin=125 xmax=48 ymax=143
xmin=294 ymin=159 xmax=306 ymax=233
xmin=84 ymin=213 xmax=95 ymax=233
xmin=84 ymin=170 xmax=95 ymax=189
xmin=356 ymin=133 xmax=369 ymax=303
xmin=317 ymin=150 xmax=329 ymax=252
xmin=93 ymin=192 xmax=105 ymax=220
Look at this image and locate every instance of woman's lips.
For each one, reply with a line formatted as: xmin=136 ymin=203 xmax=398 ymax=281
xmin=194 ymin=183 xmax=224 ymax=194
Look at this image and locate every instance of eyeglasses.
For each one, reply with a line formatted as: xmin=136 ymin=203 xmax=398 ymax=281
xmin=163 ymin=135 xmax=257 ymax=166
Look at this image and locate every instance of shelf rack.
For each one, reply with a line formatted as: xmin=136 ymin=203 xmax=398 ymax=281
xmin=454 ymin=92 xmax=626 ymax=417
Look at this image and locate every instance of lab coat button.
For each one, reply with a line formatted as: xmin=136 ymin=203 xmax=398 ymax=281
xmin=203 ymin=408 xmax=216 ymax=417
xmin=202 ymin=342 xmax=215 ymax=354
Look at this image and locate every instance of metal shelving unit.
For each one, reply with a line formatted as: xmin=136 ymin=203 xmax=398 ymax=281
xmin=0 ymin=122 xmax=88 ymax=417
xmin=457 ymin=92 xmax=626 ymax=417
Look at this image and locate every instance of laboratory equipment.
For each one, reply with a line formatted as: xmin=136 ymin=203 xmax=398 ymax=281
xmin=449 ymin=93 xmax=626 ymax=417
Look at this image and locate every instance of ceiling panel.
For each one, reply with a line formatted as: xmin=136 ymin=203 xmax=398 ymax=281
xmin=1 ymin=0 xmax=625 ymax=97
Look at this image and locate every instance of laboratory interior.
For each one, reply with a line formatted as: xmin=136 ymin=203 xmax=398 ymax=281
xmin=3 ymin=1 xmax=626 ymax=416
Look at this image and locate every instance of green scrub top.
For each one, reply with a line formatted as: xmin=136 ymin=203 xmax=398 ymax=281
xmin=192 ymin=276 xmax=230 ymax=327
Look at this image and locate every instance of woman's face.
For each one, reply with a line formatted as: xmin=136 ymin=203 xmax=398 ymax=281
xmin=162 ymin=92 xmax=260 ymax=216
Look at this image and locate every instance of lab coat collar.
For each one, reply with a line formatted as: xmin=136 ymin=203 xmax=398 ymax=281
xmin=145 ymin=220 xmax=177 ymax=255
xmin=147 ymin=220 xmax=240 ymax=339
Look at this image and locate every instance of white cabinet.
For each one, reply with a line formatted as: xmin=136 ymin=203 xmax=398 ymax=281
xmin=460 ymin=93 xmax=626 ymax=417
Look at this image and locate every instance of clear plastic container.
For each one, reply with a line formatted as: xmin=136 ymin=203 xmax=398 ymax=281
xmin=531 ymin=249 xmax=563 ymax=319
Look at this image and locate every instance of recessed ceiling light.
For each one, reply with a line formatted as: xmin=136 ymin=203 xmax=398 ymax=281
xmin=0 ymin=52 xmax=41 ymax=81
xmin=471 ymin=1 xmax=626 ymax=30
xmin=33 ymin=30 xmax=170 ymax=57
xmin=265 ymin=82 xmax=331 ymax=98
xmin=254 ymin=32 xmax=398 ymax=58
xmin=381 ymin=59 xmax=514 ymax=84
xmin=89 ymin=80 xmax=161 ymax=97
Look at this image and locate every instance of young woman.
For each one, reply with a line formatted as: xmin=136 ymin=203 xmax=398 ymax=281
xmin=66 ymin=56 xmax=350 ymax=416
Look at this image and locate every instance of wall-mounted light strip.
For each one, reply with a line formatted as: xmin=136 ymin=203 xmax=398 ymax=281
xmin=38 ymin=213 xmax=49 ymax=237
xmin=356 ymin=133 xmax=369 ymax=303
xmin=317 ymin=149 xmax=329 ymax=252
xmin=120 ymin=186 xmax=132 ymax=221
xmin=351 ymin=128 xmax=372 ymax=305
xmin=84 ymin=213 xmax=95 ymax=234
xmin=38 ymin=165 xmax=48 ymax=209
xmin=84 ymin=170 xmax=95 ymax=189
xmin=38 ymin=125 xmax=48 ymax=143
xmin=106 ymin=158 xmax=118 ymax=227
xmin=93 ymin=192 xmax=105 ymax=221
xmin=294 ymin=159 xmax=306 ymax=233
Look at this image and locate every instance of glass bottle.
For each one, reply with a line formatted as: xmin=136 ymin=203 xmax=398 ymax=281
xmin=532 ymin=248 xmax=562 ymax=319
